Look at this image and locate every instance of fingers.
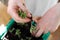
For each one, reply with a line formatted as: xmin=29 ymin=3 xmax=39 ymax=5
xmin=7 ymin=0 xmax=31 ymax=23
xmin=17 ymin=2 xmax=26 ymax=11
xmin=9 ymin=10 xmax=30 ymax=23
xmin=26 ymin=10 xmax=32 ymax=17
xmin=32 ymin=17 xmax=41 ymax=23
xmin=17 ymin=0 xmax=31 ymax=18
xmin=35 ymin=28 xmax=44 ymax=37
xmin=32 ymin=19 xmax=49 ymax=37
xmin=21 ymin=18 xmax=31 ymax=23
xmin=7 ymin=6 xmax=30 ymax=23
xmin=35 ymin=24 xmax=47 ymax=37
xmin=12 ymin=13 xmax=31 ymax=23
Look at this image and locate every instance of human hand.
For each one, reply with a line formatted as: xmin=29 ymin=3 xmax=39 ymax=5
xmin=32 ymin=3 xmax=60 ymax=37
xmin=7 ymin=0 xmax=31 ymax=23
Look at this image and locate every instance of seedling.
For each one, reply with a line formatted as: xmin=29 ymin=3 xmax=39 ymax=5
xmin=18 ymin=10 xmax=27 ymax=24
xmin=30 ymin=21 xmax=37 ymax=33
xmin=18 ymin=10 xmax=27 ymax=19
xmin=15 ymin=29 xmax=21 ymax=37
xmin=9 ymin=28 xmax=15 ymax=33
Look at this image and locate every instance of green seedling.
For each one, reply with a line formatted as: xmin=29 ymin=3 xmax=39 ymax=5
xmin=18 ymin=10 xmax=27 ymax=18
xmin=18 ymin=10 xmax=27 ymax=24
xmin=9 ymin=28 xmax=15 ymax=33
xmin=30 ymin=25 xmax=36 ymax=33
xmin=30 ymin=21 xmax=37 ymax=33
xmin=15 ymin=29 xmax=21 ymax=37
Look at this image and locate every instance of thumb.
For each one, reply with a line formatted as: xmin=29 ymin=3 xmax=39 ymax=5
xmin=26 ymin=10 xmax=32 ymax=18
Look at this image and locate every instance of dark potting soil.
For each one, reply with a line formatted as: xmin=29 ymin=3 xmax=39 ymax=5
xmin=5 ymin=22 xmax=43 ymax=40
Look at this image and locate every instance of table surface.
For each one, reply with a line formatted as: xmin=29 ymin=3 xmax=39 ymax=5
xmin=0 ymin=1 xmax=11 ymax=25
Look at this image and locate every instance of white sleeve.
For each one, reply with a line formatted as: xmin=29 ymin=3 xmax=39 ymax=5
xmin=25 ymin=0 xmax=58 ymax=17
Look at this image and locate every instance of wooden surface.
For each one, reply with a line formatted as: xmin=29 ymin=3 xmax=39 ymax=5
xmin=48 ymin=26 xmax=60 ymax=40
xmin=0 ymin=1 xmax=11 ymax=25
xmin=0 ymin=1 xmax=60 ymax=40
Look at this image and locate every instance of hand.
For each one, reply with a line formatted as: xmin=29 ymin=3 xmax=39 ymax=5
xmin=7 ymin=0 xmax=31 ymax=23
xmin=32 ymin=3 xmax=60 ymax=37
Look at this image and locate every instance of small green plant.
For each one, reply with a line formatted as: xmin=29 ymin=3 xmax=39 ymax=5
xmin=18 ymin=10 xmax=27 ymax=24
xmin=18 ymin=10 xmax=27 ymax=18
xmin=30 ymin=21 xmax=36 ymax=33
xmin=9 ymin=28 xmax=15 ymax=33
xmin=15 ymin=29 xmax=21 ymax=37
xmin=30 ymin=25 xmax=36 ymax=33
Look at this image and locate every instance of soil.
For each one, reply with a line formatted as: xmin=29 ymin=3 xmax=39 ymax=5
xmin=5 ymin=22 xmax=43 ymax=40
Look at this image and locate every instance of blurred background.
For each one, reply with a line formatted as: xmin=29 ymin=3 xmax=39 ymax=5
xmin=0 ymin=0 xmax=60 ymax=40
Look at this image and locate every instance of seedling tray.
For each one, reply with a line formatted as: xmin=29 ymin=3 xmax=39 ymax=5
xmin=4 ymin=19 xmax=50 ymax=40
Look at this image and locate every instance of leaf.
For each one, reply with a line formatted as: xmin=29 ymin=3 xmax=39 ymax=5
xmin=18 ymin=10 xmax=27 ymax=19
xmin=9 ymin=28 xmax=15 ymax=33
xmin=15 ymin=29 xmax=21 ymax=37
xmin=30 ymin=21 xmax=37 ymax=33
